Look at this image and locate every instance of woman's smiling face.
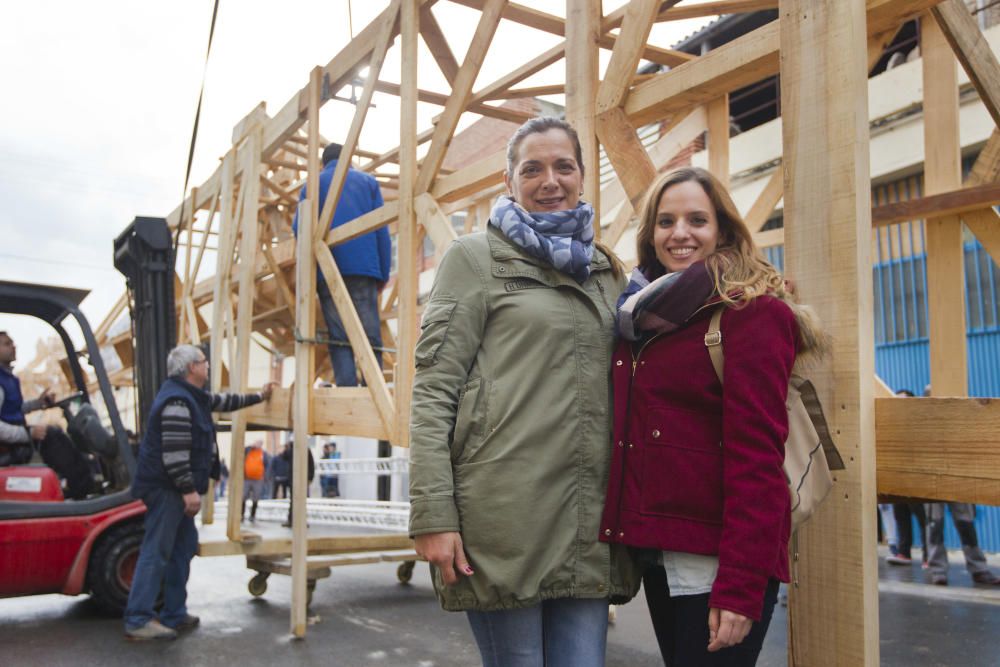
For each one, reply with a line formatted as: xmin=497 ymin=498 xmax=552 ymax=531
xmin=504 ymin=128 xmax=583 ymax=213
xmin=652 ymin=180 xmax=720 ymax=273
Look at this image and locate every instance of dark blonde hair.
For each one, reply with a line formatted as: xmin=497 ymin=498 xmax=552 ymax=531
xmin=636 ymin=167 xmax=786 ymax=307
xmin=506 ymin=116 xmax=623 ymax=278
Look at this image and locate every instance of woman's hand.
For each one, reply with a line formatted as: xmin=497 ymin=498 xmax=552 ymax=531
xmin=414 ymin=531 xmax=474 ymax=585
xmin=707 ymin=607 xmax=753 ymax=652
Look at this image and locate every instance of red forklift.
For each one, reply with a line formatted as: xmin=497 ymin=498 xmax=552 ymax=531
xmin=0 ymin=217 xmax=176 ymax=614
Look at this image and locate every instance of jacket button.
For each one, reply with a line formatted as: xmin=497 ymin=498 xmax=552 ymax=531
xmin=628 ymin=443 xmax=634 ymax=449
xmin=617 ymin=440 xmax=623 ymax=447
xmin=597 ymin=584 xmax=605 ymax=592
xmin=651 ymin=429 xmax=661 ymax=438
xmin=615 ymin=360 xmax=623 ymax=366
xmin=604 ymin=528 xmax=612 ymax=536
xmin=498 ymin=266 xmax=506 ymax=273
xmin=618 ymin=531 xmax=624 ymax=538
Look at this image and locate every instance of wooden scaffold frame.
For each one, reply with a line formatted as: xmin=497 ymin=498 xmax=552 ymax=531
xmin=80 ymin=0 xmax=1000 ymax=657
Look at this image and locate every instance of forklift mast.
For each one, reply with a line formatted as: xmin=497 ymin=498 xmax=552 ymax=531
xmin=113 ymin=217 xmax=176 ymax=434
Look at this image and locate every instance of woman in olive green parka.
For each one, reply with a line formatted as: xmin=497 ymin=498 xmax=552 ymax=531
xmin=409 ymin=117 xmax=640 ymax=667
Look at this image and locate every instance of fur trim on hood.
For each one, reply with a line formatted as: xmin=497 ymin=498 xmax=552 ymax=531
xmin=782 ymin=298 xmax=831 ymax=371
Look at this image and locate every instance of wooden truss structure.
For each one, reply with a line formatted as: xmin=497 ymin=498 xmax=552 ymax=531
xmin=84 ymin=0 xmax=1000 ymax=656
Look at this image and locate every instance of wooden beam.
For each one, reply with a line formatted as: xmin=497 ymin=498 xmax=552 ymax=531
xmin=397 ymin=0 xmax=420 ymax=447
xmin=315 ymin=5 xmax=398 ymax=241
xmin=596 ymin=0 xmax=668 ymax=114
xmin=595 ymin=107 xmax=658 ymax=207
xmin=876 ymin=397 xmax=1000 ymax=504
xmin=931 ymin=0 xmax=1000 ymax=130
xmin=743 ymin=165 xmax=782 ymax=232
xmin=370 ymin=79 xmax=533 ymax=123
xmin=779 ymin=0 xmax=878 ymax=663
xmin=706 ymin=95 xmax=730 ymax=187
xmin=567 ymin=0 xmax=602 ymax=221
xmin=473 ymin=43 xmax=566 ymax=103
xmin=313 ymin=241 xmax=396 ymax=434
xmin=415 ymin=0 xmax=506 ymax=194
xmin=430 ymin=150 xmax=507 ymax=203
xmin=922 ymin=12 xmax=968 ymax=398
xmin=483 ymin=84 xmax=565 ymax=100
xmin=290 ymin=66 xmax=322 ymax=640
xmin=869 ymin=182 xmax=1000 ymax=227
xmin=415 ymin=193 xmax=459 ymax=251
xmin=659 ymin=0 xmax=777 ymax=21
xmin=420 ymin=3 xmax=459 ymax=85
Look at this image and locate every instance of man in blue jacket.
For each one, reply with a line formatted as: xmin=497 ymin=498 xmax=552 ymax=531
xmin=293 ymin=143 xmax=390 ymax=386
xmin=124 ymin=345 xmax=274 ymax=640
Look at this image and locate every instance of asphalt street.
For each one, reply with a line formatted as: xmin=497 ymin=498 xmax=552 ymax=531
xmin=2 ymin=547 xmax=1000 ymax=666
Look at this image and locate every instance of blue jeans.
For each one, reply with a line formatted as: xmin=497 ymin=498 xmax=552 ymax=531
xmin=466 ymin=598 xmax=610 ymax=667
xmin=316 ymin=272 xmax=382 ymax=387
xmin=123 ymin=487 xmax=199 ymax=630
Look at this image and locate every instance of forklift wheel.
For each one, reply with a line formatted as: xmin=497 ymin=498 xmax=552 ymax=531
xmin=248 ymin=573 xmax=269 ymax=597
xmin=397 ymin=561 xmax=415 ymax=584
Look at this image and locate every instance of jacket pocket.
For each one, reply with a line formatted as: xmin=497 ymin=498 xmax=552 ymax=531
xmin=451 ymin=377 xmax=486 ymax=462
xmin=414 ymin=296 xmax=457 ymax=367
xmin=639 ymin=407 xmax=724 ymax=524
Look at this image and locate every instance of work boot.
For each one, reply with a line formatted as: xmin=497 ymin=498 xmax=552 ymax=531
xmin=125 ymin=619 xmax=178 ymax=641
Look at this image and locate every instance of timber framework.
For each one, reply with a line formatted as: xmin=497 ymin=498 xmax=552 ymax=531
xmin=80 ymin=0 xmax=1000 ymax=657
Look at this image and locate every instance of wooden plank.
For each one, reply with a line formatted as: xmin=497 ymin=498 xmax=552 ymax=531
xmin=779 ymin=1 xmax=877 ymax=663
xmin=932 ymin=0 xmax=1000 ymax=129
xmin=370 ymin=79 xmax=533 ymax=123
xmin=430 ymin=150 xmax=507 ymax=203
xmin=261 ymin=243 xmax=296 ymax=320
xmin=869 ymin=182 xmax=1000 ymax=227
xmin=326 ymin=201 xmax=399 ymax=246
xmin=397 ymin=0 xmax=420 ymax=447
xmin=706 ymin=95 xmax=730 ymax=187
xmin=414 ymin=0 xmax=506 ymax=194
xmin=596 ymin=0 xmax=668 ymax=114
xmin=567 ymin=0 xmax=602 ymax=218
xmin=626 ymin=20 xmax=780 ymax=127
xmin=962 ymin=131 xmax=1000 ymax=263
xmin=313 ymin=241 xmax=396 ymax=434
xmin=415 ymin=193 xmax=459 ymax=251
xmin=922 ymin=12 xmax=968 ymax=399
xmin=314 ymin=5 xmax=398 ymax=241
xmin=876 ymin=397 xmax=1000 ymax=504
xmin=595 ymin=107 xmax=657 ymax=207
xmin=420 ymin=3 xmax=459 ymax=85
xmin=659 ymin=0 xmax=776 ymax=21
xmin=290 ymin=66 xmax=322 ymax=640
xmin=473 ymin=43 xmax=566 ymax=103
xmin=626 ymin=0 xmax=942 ymax=127
xmin=483 ymin=83 xmax=564 ymax=100
xmin=743 ymin=165 xmax=782 ymax=232
xmin=198 ymin=533 xmax=414 ymax=558
xmin=211 ymin=151 xmax=236 ymax=395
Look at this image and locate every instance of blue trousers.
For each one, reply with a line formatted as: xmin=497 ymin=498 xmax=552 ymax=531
xmin=466 ymin=597 xmax=610 ymax=667
xmin=316 ymin=272 xmax=383 ymax=387
xmin=123 ymin=487 xmax=198 ymax=630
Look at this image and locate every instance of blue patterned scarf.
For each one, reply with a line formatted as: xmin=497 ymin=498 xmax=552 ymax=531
xmin=489 ymin=195 xmax=595 ymax=283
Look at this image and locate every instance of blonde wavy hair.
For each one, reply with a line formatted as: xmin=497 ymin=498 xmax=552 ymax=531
xmin=636 ymin=167 xmax=787 ymax=307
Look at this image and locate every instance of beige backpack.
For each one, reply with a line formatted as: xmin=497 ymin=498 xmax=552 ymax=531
xmin=705 ymin=307 xmax=845 ymax=531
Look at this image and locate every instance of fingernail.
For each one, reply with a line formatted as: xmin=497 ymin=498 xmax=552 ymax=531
xmin=463 ymin=566 xmax=474 ymax=575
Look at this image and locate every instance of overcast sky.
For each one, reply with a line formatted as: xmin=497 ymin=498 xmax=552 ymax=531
xmin=0 ymin=0 xmax=710 ymax=368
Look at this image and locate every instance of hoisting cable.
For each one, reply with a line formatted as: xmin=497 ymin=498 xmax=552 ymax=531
xmin=173 ymin=0 xmax=221 ymax=251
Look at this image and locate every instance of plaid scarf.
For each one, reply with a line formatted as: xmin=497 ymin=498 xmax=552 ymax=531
xmin=489 ymin=195 xmax=595 ymax=283
xmin=616 ymin=262 xmax=717 ymax=341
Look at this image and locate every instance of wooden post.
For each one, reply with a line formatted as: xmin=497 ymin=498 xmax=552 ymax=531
xmin=779 ymin=1 xmax=878 ymax=663
xmin=225 ymin=126 xmax=262 ymax=542
xmin=396 ymin=0 xmax=419 ymax=447
xmin=566 ymin=0 xmax=601 ymax=229
xmin=707 ymin=95 xmax=730 ymax=187
xmin=290 ymin=68 xmax=321 ymax=638
xmin=922 ymin=13 xmax=968 ymax=398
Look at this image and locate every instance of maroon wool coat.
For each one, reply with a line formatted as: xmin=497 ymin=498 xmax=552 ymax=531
xmin=599 ymin=295 xmax=795 ymax=621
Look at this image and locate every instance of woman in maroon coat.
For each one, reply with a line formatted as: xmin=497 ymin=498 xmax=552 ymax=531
xmin=600 ymin=167 xmax=826 ymax=665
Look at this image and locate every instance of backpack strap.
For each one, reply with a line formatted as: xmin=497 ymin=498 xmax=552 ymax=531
xmin=704 ymin=306 xmax=725 ymax=383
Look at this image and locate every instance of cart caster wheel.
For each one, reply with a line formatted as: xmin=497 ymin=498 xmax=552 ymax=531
xmin=397 ymin=560 xmax=415 ymax=584
xmin=248 ymin=573 xmax=269 ymax=597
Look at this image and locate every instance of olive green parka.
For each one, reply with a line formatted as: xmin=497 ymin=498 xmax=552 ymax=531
xmin=408 ymin=226 xmax=641 ymax=611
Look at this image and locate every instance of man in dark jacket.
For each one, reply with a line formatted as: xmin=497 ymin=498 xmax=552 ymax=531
xmin=280 ymin=440 xmax=315 ymax=528
xmin=124 ymin=344 xmax=273 ymax=640
xmin=0 ymin=331 xmax=93 ymax=498
xmin=293 ymin=142 xmax=390 ymax=386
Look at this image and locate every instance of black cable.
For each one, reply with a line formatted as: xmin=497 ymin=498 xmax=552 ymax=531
xmin=173 ymin=0 xmax=221 ymax=251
